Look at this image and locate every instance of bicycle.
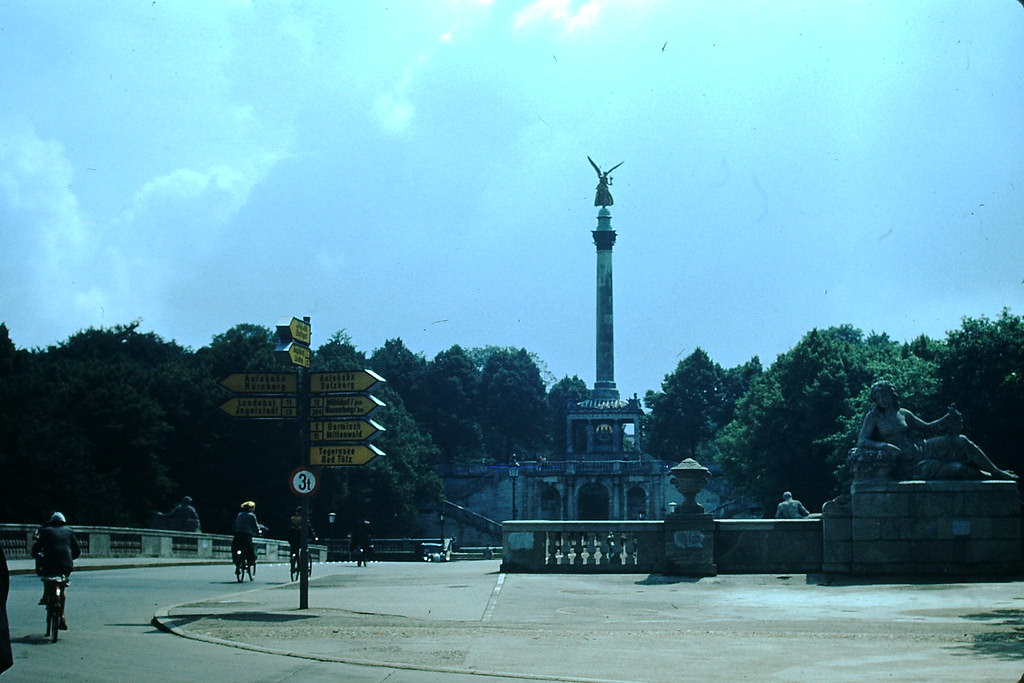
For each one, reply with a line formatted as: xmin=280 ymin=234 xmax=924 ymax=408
xmin=233 ymin=547 xmax=256 ymax=583
xmin=40 ymin=575 xmax=69 ymax=642
xmin=289 ymin=547 xmax=312 ymax=582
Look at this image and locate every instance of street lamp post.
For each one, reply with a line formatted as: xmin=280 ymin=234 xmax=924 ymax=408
xmin=327 ymin=512 xmax=336 ymax=561
xmin=509 ymin=460 xmax=520 ymax=520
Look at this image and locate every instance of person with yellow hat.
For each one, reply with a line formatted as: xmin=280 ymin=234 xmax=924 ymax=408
xmin=231 ymin=501 xmax=264 ymax=570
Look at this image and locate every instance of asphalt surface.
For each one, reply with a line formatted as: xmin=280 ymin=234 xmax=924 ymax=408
xmin=9 ymin=558 xmax=1024 ymax=681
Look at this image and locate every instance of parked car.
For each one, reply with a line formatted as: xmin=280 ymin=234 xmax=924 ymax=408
xmin=418 ymin=542 xmax=448 ymax=562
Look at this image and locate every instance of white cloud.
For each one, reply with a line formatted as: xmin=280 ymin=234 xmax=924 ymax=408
xmin=513 ymin=0 xmax=603 ymax=31
xmin=0 ymin=129 xmax=88 ymax=250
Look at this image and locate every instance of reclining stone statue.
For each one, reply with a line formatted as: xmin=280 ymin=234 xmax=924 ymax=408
xmin=851 ymin=380 xmax=1016 ymax=481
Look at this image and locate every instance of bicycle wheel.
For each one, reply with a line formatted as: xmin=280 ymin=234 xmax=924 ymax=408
xmin=290 ymin=553 xmax=299 ymax=582
xmin=234 ymin=558 xmax=244 ymax=583
xmin=47 ymin=596 xmax=60 ymax=642
xmin=247 ymin=559 xmax=255 ymax=581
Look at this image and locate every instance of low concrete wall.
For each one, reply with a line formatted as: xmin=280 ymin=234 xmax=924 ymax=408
xmin=502 ymin=519 xmax=823 ymax=575
xmin=0 ymin=524 xmax=325 ymax=563
xmin=715 ymin=519 xmax=823 ymax=574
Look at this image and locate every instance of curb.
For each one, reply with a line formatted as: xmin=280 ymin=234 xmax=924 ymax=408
xmin=151 ymin=589 xmax=619 ymax=683
xmin=9 ymin=560 xmax=225 ymax=576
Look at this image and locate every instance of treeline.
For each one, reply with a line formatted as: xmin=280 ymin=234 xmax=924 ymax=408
xmin=1 ymin=310 xmax=1021 ymax=533
xmin=0 ymin=322 xmax=569 ymax=537
xmin=645 ymin=310 xmax=1024 ymax=513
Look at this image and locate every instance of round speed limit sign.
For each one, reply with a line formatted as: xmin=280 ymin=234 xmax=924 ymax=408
xmin=289 ymin=466 xmax=320 ymax=497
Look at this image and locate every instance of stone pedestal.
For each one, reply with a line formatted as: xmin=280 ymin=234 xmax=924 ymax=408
xmin=660 ymin=458 xmax=717 ymax=576
xmin=843 ymin=480 xmax=1022 ymax=576
xmin=662 ymin=512 xmax=717 ymax=576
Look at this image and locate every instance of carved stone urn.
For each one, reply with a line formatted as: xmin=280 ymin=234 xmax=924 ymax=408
xmin=669 ymin=458 xmax=711 ymax=514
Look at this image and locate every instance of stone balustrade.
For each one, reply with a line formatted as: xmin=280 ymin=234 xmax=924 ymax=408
xmin=501 ymin=518 xmax=826 ymax=574
xmin=0 ymin=524 xmax=325 ymax=563
xmin=502 ymin=521 xmax=663 ymax=573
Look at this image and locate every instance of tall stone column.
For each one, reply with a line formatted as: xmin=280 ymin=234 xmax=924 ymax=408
xmin=592 ymin=206 xmax=619 ymax=401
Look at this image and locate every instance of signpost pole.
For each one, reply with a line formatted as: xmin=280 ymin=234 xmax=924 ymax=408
xmin=298 ymin=317 xmax=311 ymax=610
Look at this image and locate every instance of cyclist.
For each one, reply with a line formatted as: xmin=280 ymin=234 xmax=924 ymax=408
xmin=31 ymin=512 xmax=80 ymax=629
xmin=231 ymin=501 xmax=263 ymax=568
xmin=287 ymin=506 xmax=317 ymax=556
xmin=287 ymin=506 xmax=317 ymax=577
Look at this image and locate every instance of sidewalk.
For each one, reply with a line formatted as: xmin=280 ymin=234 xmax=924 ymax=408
xmin=152 ymin=560 xmax=1024 ymax=682
xmin=6 ymin=557 xmax=223 ymax=575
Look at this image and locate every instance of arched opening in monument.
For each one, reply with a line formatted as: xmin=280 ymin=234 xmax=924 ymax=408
xmin=626 ymin=486 xmax=647 ymax=520
xmin=541 ymin=484 xmax=562 ymax=519
xmin=578 ymin=482 xmax=610 ymax=520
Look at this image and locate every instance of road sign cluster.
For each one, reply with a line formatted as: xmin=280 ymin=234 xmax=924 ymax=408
xmin=217 ymin=317 xmax=387 ymax=467
xmin=305 ymin=370 xmax=386 ymax=466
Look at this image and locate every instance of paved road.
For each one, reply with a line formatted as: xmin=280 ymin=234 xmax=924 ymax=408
xmin=158 ymin=561 xmax=1024 ymax=682
xmin=5 ymin=559 xmax=1024 ymax=682
xmin=4 ymin=562 xmax=513 ymax=682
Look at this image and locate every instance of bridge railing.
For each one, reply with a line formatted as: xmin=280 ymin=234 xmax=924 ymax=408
xmin=0 ymin=523 xmax=326 ymax=563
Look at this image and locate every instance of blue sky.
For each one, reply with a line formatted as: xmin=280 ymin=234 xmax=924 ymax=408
xmin=2 ymin=1 xmax=1022 ymax=397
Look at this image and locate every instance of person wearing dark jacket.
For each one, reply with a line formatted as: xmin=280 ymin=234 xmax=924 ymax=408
xmin=31 ymin=512 xmax=80 ymax=629
xmin=32 ymin=512 xmax=81 ymax=577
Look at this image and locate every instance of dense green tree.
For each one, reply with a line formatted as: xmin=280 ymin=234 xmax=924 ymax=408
xmin=4 ymin=310 xmax=1020 ymax=532
xmin=196 ymin=323 xmax=277 ymax=378
xmin=369 ymin=338 xmax=428 ymax=415
xmin=0 ymin=324 xmax=202 ymax=524
xmin=479 ymin=347 xmax=548 ymax=462
xmin=418 ymin=345 xmax=484 ymax=465
xmin=716 ymin=327 xmax=868 ymax=514
xmin=547 ymin=375 xmax=589 ymax=455
xmin=936 ymin=310 xmax=1024 ymax=476
xmin=645 ymin=349 xmax=729 ymax=461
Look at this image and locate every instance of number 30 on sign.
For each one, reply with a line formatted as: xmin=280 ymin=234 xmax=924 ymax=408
xmin=289 ymin=466 xmax=319 ymax=497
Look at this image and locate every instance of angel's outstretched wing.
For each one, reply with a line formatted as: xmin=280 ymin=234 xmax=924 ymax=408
xmin=606 ymin=161 xmax=624 ymax=174
xmin=587 ymin=156 xmax=602 ymax=176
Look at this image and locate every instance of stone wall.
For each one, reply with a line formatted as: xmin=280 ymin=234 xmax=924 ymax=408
xmin=715 ymin=519 xmax=823 ymax=574
xmin=825 ymin=480 xmax=1022 ymax=576
xmin=502 ymin=518 xmax=825 ymax=575
xmin=502 ymin=479 xmax=1023 ymax=577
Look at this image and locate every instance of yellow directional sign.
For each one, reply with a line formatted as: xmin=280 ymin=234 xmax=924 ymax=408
xmin=310 ymin=394 xmax=385 ymax=418
xmin=219 ymin=396 xmax=298 ymax=418
xmin=277 ymin=342 xmax=311 ymax=368
xmin=310 ymin=369 xmax=385 ymax=394
xmin=218 ymin=373 xmax=297 ymax=394
xmin=276 ymin=315 xmax=311 ymax=368
xmin=277 ymin=317 xmax=311 ymax=346
xmin=309 ymin=419 xmax=385 ymax=444
xmin=309 ymin=443 xmax=384 ymax=466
